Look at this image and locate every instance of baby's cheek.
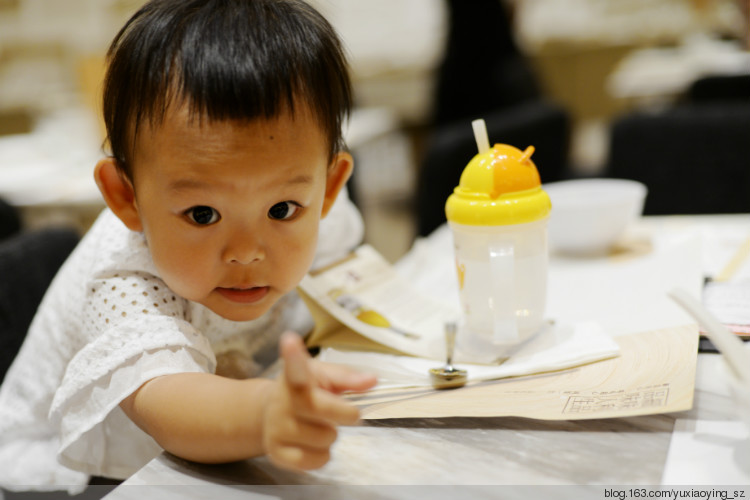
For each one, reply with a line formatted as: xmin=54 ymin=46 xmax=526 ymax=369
xmin=152 ymin=253 xmax=213 ymax=302
xmin=289 ymin=238 xmax=318 ymax=276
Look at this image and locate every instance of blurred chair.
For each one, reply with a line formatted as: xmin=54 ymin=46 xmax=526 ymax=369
xmin=607 ymin=101 xmax=750 ymax=215
xmin=0 ymin=201 xmax=80 ymax=382
xmin=685 ymin=74 xmax=750 ymax=103
xmin=430 ymin=0 xmax=541 ymax=126
xmin=0 ymin=197 xmax=21 ymax=241
xmin=415 ymin=0 xmax=570 ymax=237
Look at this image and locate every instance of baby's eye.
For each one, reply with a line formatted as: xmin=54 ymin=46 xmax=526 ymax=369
xmin=185 ymin=206 xmax=220 ymax=225
xmin=268 ymin=201 xmax=302 ymax=221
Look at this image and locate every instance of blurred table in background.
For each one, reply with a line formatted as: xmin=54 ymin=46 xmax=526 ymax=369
xmin=0 ymin=108 xmax=104 ymax=233
xmin=607 ymin=34 xmax=750 ymax=107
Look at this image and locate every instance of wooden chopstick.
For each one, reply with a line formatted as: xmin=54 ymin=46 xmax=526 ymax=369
xmin=715 ymin=235 xmax=750 ymax=282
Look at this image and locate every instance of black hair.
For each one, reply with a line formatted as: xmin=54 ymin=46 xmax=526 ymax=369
xmin=103 ymin=0 xmax=352 ymax=180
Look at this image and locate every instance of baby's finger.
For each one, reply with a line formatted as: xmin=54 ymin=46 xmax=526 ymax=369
xmin=279 ymin=332 xmax=362 ymax=425
xmin=273 ymin=418 xmax=338 ymax=451
xmin=267 ymin=443 xmax=331 ymax=471
xmin=280 ymin=331 xmax=312 ymax=389
xmin=294 ymin=387 xmax=362 ymax=426
xmin=311 ymin=362 xmax=377 ymax=394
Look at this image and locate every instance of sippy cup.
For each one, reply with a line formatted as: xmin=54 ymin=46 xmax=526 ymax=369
xmin=445 ymin=119 xmax=551 ymax=362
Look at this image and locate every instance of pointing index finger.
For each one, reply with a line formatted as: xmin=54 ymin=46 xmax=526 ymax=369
xmin=279 ymin=332 xmax=361 ymax=425
xmin=280 ymin=331 xmax=312 ymax=389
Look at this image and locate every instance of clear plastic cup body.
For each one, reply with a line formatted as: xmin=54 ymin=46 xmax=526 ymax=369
xmin=449 ymin=218 xmax=548 ymax=362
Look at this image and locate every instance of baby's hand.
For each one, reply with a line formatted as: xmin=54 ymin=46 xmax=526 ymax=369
xmin=262 ymin=332 xmax=376 ymax=470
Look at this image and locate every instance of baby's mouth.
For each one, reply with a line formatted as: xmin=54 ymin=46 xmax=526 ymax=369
xmin=215 ymin=286 xmax=270 ymax=304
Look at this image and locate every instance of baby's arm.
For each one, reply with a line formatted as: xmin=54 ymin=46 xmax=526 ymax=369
xmin=119 ymin=333 xmax=376 ymax=469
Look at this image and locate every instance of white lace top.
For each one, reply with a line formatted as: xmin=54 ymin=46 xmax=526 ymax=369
xmin=0 ymin=190 xmax=363 ymax=492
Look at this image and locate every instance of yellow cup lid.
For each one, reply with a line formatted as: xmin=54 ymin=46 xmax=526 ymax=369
xmin=445 ymin=143 xmax=551 ymax=226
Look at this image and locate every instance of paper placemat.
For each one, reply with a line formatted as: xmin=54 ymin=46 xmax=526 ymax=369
xmin=346 ymin=324 xmax=698 ymax=421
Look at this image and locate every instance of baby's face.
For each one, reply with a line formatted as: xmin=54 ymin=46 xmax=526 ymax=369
xmin=126 ymin=104 xmax=347 ymax=322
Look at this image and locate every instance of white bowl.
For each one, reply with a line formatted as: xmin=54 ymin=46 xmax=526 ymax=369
xmin=543 ymin=178 xmax=647 ymax=256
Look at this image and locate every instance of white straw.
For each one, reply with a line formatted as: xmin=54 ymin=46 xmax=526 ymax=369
xmin=471 ymin=119 xmax=491 ymax=155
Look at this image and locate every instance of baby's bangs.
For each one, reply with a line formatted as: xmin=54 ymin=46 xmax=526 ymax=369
xmin=103 ymin=0 xmax=351 ymax=175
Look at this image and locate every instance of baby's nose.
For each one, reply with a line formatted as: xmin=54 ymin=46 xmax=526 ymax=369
xmin=222 ymin=232 xmax=265 ymax=265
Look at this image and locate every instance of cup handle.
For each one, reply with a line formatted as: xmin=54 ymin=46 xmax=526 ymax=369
xmin=489 ymin=242 xmax=518 ymax=343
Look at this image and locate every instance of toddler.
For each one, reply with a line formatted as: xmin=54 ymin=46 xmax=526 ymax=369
xmin=0 ymin=0 xmax=376 ymax=492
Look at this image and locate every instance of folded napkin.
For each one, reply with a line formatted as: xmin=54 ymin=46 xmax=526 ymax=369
xmin=319 ymin=320 xmax=620 ymax=389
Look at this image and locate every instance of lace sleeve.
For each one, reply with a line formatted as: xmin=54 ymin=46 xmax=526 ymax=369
xmin=48 ymin=271 xmax=216 ymax=479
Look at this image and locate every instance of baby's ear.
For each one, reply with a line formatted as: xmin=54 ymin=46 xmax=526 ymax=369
xmin=321 ymin=152 xmax=353 ymax=218
xmin=94 ymin=158 xmax=143 ymax=231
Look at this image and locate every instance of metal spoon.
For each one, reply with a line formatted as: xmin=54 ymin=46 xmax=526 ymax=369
xmin=429 ymin=322 xmax=468 ymax=389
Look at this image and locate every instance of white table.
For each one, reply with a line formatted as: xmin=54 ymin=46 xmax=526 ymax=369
xmin=101 ymin=216 xmax=750 ymax=499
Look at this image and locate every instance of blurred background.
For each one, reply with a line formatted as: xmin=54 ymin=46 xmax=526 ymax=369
xmin=0 ymin=0 xmax=748 ymax=263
